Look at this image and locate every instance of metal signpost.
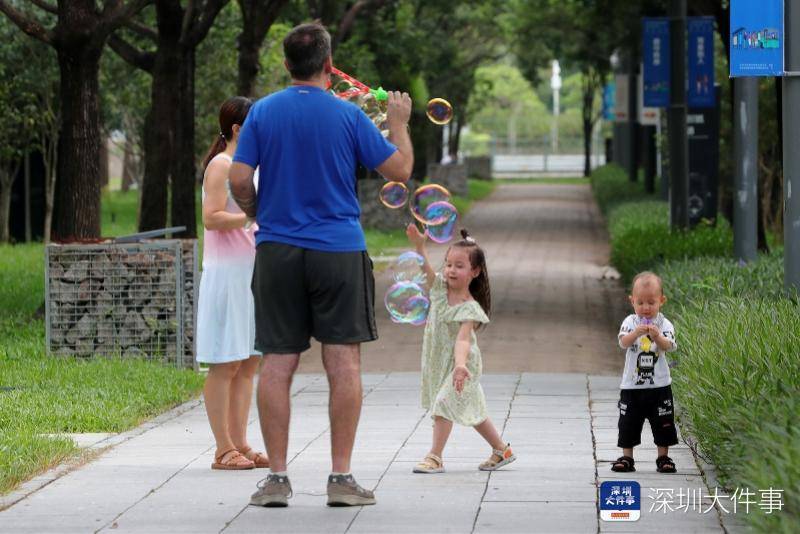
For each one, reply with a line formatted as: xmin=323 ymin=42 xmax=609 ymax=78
xmin=668 ymin=0 xmax=689 ymax=229
xmin=730 ymin=0 xmax=797 ymax=289
xmin=783 ymin=0 xmax=799 ymax=292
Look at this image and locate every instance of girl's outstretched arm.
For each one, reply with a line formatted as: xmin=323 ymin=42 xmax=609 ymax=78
xmin=452 ymin=321 xmax=474 ymax=393
xmin=406 ymin=223 xmax=436 ymax=289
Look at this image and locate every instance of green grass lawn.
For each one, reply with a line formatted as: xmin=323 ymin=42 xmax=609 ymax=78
xmin=0 ymin=238 xmax=204 ymax=494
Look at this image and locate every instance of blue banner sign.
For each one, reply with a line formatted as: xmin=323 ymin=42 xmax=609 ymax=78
xmin=730 ymin=0 xmax=784 ymax=76
xmin=602 ymin=83 xmax=616 ymax=121
xmin=642 ymin=18 xmax=671 ymax=107
xmin=688 ymin=17 xmax=716 ymax=108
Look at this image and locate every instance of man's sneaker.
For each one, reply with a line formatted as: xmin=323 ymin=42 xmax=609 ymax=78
xmin=326 ymin=474 xmax=376 ymax=506
xmin=250 ymin=474 xmax=292 ymax=507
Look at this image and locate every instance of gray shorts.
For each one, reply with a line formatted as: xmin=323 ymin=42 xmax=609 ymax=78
xmin=251 ymin=242 xmax=377 ymax=354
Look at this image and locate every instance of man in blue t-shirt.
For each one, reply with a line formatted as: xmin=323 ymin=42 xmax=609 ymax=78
xmin=229 ymin=22 xmax=413 ymax=508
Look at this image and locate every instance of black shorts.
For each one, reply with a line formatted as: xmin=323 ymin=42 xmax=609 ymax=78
xmin=617 ymin=385 xmax=679 ymax=448
xmin=251 ymin=242 xmax=377 ymax=354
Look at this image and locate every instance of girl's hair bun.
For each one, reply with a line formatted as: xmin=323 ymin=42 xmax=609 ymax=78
xmin=460 ymin=228 xmax=476 ymax=244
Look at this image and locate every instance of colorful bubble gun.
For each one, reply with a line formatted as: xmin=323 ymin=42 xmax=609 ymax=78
xmin=329 ymin=67 xmax=389 ymax=135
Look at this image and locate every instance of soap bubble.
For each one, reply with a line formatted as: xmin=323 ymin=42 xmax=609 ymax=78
xmin=425 ymin=201 xmax=458 ymax=243
xmin=379 ymin=181 xmax=408 ymax=209
xmin=391 ymin=251 xmax=426 ymax=285
xmin=384 ymin=281 xmax=429 ymax=325
xmin=411 ymin=184 xmax=451 ymax=224
xmin=426 ymin=98 xmax=453 ymax=125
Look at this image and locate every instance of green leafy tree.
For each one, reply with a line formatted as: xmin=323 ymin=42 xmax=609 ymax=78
xmin=109 ymin=0 xmax=230 ymax=237
xmin=0 ymin=0 xmax=151 ymax=240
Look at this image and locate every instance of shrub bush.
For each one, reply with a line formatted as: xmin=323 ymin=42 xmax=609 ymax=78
xmin=590 ymin=164 xmax=650 ymax=215
xmin=608 ymin=201 xmax=732 ymax=282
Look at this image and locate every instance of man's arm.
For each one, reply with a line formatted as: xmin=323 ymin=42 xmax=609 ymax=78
xmin=376 ymin=91 xmax=413 ymax=182
xmin=229 ymin=162 xmax=257 ymax=218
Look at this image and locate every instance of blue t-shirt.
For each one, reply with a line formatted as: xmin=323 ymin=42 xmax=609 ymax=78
xmin=233 ymin=85 xmax=397 ymax=252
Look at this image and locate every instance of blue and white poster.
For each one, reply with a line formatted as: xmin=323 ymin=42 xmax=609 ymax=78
xmin=688 ymin=18 xmax=716 ymax=107
xmin=730 ymin=0 xmax=784 ymax=76
xmin=642 ymin=18 xmax=671 ymax=107
xmin=600 ymin=481 xmax=641 ymax=522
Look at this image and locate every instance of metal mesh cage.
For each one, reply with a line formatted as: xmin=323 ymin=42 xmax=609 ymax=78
xmin=45 ymin=240 xmax=198 ymax=369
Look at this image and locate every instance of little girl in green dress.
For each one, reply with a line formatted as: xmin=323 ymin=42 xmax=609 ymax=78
xmin=405 ymin=224 xmax=516 ymax=474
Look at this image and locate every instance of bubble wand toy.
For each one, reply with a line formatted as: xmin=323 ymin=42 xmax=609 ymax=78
xmin=328 ymin=67 xmax=389 ymax=134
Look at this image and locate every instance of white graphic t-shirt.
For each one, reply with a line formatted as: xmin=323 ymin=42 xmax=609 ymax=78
xmin=618 ymin=313 xmax=677 ymax=389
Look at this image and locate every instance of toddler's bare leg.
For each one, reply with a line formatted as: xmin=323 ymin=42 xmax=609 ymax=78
xmin=430 ymin=416 xmax=453 ymax=457
xmin=657 ymin=446 xmax=668 ymax=457
xmin=623 ymin=447 xmax=634 ymax=458
xmin=474 ymin=418 xmax=506 ymax=450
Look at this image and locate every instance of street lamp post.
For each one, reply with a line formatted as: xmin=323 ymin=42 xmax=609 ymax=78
xmin=551 ymin=59 xmax=561 ymax=154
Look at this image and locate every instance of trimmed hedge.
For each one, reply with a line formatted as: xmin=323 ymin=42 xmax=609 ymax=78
xmin=590 ymin=163 xmax=651 ymax=216
xmin=608 ymin=201 xmax=732 ymax=282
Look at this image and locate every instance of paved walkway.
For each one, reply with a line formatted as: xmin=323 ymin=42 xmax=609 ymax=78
xmin=1 ymin=373 xmax=732 ymax=533
xmin=301 ymin=183 xmax=629 ymax=373
xmin=1 ymin=184 xmax=741 ymax=532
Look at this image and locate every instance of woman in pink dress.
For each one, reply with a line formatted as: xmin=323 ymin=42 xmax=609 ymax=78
xmin=197 ymin=97 xmax=267 ymax=470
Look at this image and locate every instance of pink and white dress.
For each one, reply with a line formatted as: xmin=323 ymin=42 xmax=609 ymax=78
xmin=196 ymin=153 xmax=259 ymax=363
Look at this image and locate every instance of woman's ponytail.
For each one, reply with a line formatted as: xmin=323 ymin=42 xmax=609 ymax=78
xmin=202 ymin=97 xmax=254 ymax=170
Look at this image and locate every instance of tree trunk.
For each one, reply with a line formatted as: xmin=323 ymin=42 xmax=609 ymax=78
xmin=138 ymin=34 xmax=181 ymax=232
xmin=236 ymin=0 xmax=289 ymax=97
xmin=170 ymin=48 xmax=197 ymax=238
xmin=99 ymin=135 xmax=110 ymax=188
xmin=121 ymin=134 xmax=136 ymax=192
xmin=43 ymin=132 xmax=57 ymax=244
xmin=582 ymin=116 xmax=592 ymax=178
xmin=0 ymin=170 xmax=14 ymax=243
xmin=236 ymin=29 xmax=260 ymax=97
xmin=448 ymin=114 xmax=463 ymax=159
xmin=581 ymin=75 xmax=595 ymax=178
xmin=52 ymin=45 xmax=103 ymax=241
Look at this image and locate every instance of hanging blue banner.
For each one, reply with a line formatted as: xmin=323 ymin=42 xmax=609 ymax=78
xmin=602 ymin=83 xmax=616 ymax=121
xmin=642 ymin=18 xmax=671 ymax=107
xmin=687 ymin=17 xmax=716 ymax=108
xmin=730 ymin=0 xmax=784 ymax=76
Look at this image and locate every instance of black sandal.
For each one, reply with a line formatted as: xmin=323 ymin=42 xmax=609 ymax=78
xmin=656 ymin=455 xmax=677 ymax=473
xmin=611 ymin=455 xmax=635 ymax=472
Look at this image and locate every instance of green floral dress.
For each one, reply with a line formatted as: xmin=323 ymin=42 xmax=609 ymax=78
xmin=420 ymin=273 xmax=490 ymax=426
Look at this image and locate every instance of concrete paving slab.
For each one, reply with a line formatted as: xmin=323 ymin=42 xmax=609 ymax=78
xmin=475 ymin=502 xmax=598 ymax=533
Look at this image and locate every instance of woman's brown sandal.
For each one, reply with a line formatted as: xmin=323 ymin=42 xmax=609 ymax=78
xmin=211 ymin=448 xmax=255 ymax=470
xmin=240 ymin=447 xmax=270 ymax=468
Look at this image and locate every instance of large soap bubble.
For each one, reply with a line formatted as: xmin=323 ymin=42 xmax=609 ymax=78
xmin=391 ymin=251 xmax=426 ymax=285
xmin=425 ymin=201 xmax=458 ymax=244
xmin=426 ymin=98 xmax=453 ymax=125
xmin=384 ymin=281 xmax=429 ymax=325
xmin=411 ymin=184 xmax=452 ymax=225
xmin=379 ymin=181 xmax=408 ymax=209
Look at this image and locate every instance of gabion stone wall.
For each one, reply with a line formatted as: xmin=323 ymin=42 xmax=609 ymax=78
xmin=426 ymin=163 xmax=468 ymax=196
xmin=45 ymin=240 xmax=198 ymax=369
xmin=358 ymin=178 xmax=419 ymax=231
xmin=465 ymin=156 xmax=492 ymax=180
